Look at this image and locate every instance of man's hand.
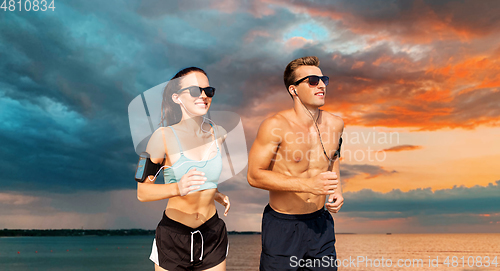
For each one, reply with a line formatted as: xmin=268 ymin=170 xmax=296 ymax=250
xmin=215 ymin=191 xmax=230 ymax=216
xmin=307 ymin=172 xmax=338 ymax=195
xmin=325 ymin=192 xmax=344 ymax=213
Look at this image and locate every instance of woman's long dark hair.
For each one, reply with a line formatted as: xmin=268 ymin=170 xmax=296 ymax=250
xmin=159 ymin=67 xmax=208 ymax=127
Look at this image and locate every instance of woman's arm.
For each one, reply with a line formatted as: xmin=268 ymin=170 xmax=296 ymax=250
xmin=136 ymin=127 xmax=173 ymax=201
xmin=138 ymin=168 xmax=207 ymax=202
xmin=214 ymin=188 xmax=230 ymax=216
xmin=136 ymin=128 xmax=206 ymax=202
xmin=137 ymin=181 xmax=180 ymax=202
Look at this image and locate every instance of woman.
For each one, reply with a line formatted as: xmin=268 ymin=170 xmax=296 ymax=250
xmin=137 ymin=67 xmax=230 ymax=271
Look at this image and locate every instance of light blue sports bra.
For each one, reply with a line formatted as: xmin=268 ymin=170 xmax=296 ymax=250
xmin=163 ymin=124 xmax=222 ymax=192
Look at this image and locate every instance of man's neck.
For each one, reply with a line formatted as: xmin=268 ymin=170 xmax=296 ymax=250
xmin=292 ymin=98 xmax=320 ymax=127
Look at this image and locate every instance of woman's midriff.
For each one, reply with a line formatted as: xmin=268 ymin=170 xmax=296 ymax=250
xmin=165 ymin=188 xmax=217 ymax=228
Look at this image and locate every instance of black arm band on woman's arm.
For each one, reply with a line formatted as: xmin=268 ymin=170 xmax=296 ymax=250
xmin=135 ymin=152 xmax=162 ymax=183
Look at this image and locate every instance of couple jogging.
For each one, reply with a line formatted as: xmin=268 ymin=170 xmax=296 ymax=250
xmin=137 ymin=56 xmax=344 ymax=271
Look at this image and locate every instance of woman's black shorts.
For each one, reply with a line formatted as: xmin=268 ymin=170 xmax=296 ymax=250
xmin=150 ymin=210 xmax=228 ymax=271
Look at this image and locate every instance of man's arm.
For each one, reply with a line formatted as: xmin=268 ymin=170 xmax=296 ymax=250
xmin=326 ymin=118 xmax=345 ymax=213
xmin=325 ymin=156 xmax=344 ymax=212
xmin=247 ymin=116 xmax=337 ymax=195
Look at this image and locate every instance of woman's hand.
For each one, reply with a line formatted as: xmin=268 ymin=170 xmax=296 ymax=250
xmin=214 ymin=190 xmax=230 ymax=216
xmin=177 ymin=168 xmax=206 ymax=196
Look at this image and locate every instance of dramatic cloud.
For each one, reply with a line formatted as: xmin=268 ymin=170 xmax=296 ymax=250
xmin=271 ymin=0 xmax=500 ymax=43
xmin=341 ymin=164 xmax=397 ymax=180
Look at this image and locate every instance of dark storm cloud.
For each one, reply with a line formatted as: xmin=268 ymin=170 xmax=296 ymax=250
xmin=0 ymin=0 xmax=305 ymax=193
xmin=342 ymin=180 xmax=500 ymax=218
xmin=341 ymin=164 xmax=397 ymax=180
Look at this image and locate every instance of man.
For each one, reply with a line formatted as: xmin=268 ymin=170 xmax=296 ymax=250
xmin=248 ymin=56 xmax=344 ymax=270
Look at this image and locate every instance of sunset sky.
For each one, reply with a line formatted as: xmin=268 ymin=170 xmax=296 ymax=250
xmin=1 ymin=0 xmax=499 ymax=233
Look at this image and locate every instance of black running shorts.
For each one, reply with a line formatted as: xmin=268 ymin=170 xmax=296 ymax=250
xmin=150 ymin=211 xmax=228 ymax=271
xmin=260 ymin=204 xmax=337 ymax=271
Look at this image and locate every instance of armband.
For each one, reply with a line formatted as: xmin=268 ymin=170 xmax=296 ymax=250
xmin=134 ymin=152 xmax=162 ymax=183
xmin=334 ymin=137 xmax=342 ymax=159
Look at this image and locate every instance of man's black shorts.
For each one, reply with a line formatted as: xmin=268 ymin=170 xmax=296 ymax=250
xmin=260 ymin=204 xmax=337 ymax=271
xmin=150 ymin=210 xmax=228 ymax=271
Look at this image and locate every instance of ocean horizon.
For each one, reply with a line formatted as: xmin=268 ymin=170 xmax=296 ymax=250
xmin=1 ymin=233 xmax=499 ymax=270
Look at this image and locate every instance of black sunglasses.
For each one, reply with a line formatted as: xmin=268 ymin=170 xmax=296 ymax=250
xmin=293 ymin=75 xmax=329 ymax=87
xmin=177 ymin=86 xmax=216 ymax=98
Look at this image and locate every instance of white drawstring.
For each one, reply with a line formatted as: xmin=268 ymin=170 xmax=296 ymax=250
xmin=190 ymin=230 xmax=204 ymax=262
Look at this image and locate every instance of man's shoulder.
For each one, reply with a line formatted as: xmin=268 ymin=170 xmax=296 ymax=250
xmin=261 ymin=110 xmax=291 ymax=128
xmin=322 ymin=111 xmax=344 ymax=128
xmin=256 ymin=111 xmax=292 ymax=140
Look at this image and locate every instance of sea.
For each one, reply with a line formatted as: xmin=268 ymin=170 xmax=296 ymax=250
xmin=1 ymin=234 xmax=499 ymax=270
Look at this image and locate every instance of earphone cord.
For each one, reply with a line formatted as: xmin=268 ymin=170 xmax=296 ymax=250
xmin=297 ymin=97 xmax=334 ymax=168
xmin=178 ymin=98 xmax=215 ymax=133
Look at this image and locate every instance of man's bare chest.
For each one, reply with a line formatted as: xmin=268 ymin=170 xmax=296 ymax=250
xmin=274 ymin=126 xmax=341 ymax=167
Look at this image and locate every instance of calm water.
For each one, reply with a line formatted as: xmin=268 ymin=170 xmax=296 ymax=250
xmin=1 ymin=234 xmax=499 ymax=270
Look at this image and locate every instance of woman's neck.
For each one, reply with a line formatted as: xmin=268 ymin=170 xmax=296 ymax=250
xmin=178 ymin=115 xmax=208 ymax=134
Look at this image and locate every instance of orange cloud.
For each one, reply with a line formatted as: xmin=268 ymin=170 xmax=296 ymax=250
xmin=285 ymin=36 xmax=312 ymax=50
xmin=318 ymin=48 xmax=500 ymax=131
xmin=351 ymin=61 xmax=365 ymax=69
xmin=414 ymin=89 xmax=453 ymax=103
xmin=244 ymin=30 xmax=271 ymax=43
xmin=427 ymin=56 xmax=500 ymax=93
xmin=379 ymin=145 xmax=423 ymax=152
xmin=225 ymin=2 xmax=500 ymax=133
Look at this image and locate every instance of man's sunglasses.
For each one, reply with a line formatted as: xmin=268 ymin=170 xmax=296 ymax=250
xmin=293 ymin=75 xmax=329 ymax=87
xmin=177 ymin=86 xmax=216 ymax=98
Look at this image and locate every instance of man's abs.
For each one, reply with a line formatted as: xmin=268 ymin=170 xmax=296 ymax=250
xmin=269 ymin=190 xmax=326 ymax=214
xmin=268 ymin=145 xmax=332 ymax=214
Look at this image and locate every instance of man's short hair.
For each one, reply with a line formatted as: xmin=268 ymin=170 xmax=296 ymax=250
xmin=283 ymin=56 xmax=320 ymax=97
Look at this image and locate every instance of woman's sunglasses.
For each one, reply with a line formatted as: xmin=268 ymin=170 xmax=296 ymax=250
xmin=177 ymin=86 xmax=216 ymax=98
xmin=293 ymin=75 xmax=329 ymax=87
